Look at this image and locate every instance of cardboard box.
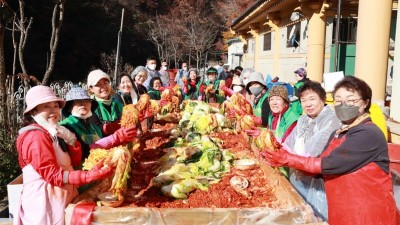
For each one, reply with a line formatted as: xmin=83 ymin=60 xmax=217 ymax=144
xmin=7 ymin=175 xmax=23 ymax=219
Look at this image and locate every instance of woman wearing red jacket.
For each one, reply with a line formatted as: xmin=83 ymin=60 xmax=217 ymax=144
xmin=15 ymin=86 xmax=114 ymax=225
xmin=263 ymin=76 xmax=398 ymax=224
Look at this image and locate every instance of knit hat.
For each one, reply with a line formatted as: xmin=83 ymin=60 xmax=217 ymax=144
xmin=87 ymin=69 xmax=110 ymax=86
xmin=62 ymin=86 xmax=98 ymax=117
xmin=24 ymin=85 xmax=65 ymax=114
xmin=268 ymin=85 xmax=290 ymax=103
xmin=294 ymin=68 xmax=307 ymax=78
xmin=206 ymin=67 xmax=218 ymax=74
xmin=245 ymin=71 xmax=266 ymax=93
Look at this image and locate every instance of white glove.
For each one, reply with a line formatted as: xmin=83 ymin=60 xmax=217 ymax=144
xmin=56 ymin=125 xmax=77 ymax=146
xmin=289 ymin=95 xmax=299 ymax=102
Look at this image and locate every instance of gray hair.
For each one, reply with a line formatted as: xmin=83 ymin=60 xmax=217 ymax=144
xmin=240 ymin=67 xmax=255 ymax=83
xmin=131 ymin=66 xmax=148 ymax=80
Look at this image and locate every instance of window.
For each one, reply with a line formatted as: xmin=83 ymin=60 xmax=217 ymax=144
xmin=332 ymin=17 xmax=357 ymax=44
xmin=287 ymin=24 xmax=300 ymax=48
xmin=248 ymin=38 xmax=255 ymax=53
xmin=263 ymin=33 xmax=272 ymax=51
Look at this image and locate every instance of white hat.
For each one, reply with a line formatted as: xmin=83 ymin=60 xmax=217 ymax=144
xmin=87 ymin=69 xmax=110 ymax=86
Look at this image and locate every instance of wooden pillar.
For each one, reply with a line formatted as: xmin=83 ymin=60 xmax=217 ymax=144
xmin=303 ymin=2 xmax=329 ymax=82
xmin=354 ymin=0 xmax=392 ymax=101
xmin=391 ymin=5 xmax=400 ymax=121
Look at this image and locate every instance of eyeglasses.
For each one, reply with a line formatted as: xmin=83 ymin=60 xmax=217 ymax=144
xmin=333 ymin=98 xmax=361 ymax=106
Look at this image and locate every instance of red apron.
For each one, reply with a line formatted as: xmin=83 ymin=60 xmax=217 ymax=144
xmin=321 ymin=136 xmax=398 ymax=225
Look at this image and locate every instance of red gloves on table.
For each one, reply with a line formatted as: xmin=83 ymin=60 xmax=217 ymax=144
xmin=67 ymin=160 xmax=113 ymax=185
xmin=261 ymin=149 xmax=322 ymax=174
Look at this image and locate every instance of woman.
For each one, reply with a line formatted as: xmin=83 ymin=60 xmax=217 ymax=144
xmin=263 ymin=76 xmax=398 ymax=225
xmin=183 ymin=68 xmax=202 ymax=100
xmin=244 ymin=71 xmax=270 ymax=126
xmin=292 ymin=68 xmax=310 ymax=115
xmin=283 ymin=81 xmax=341 ymax=220
xmin=60 ymin=86 xmax=138 ymax=161
xmin=131 ymin=66 xmax=148 ymax=98
xmin=203 ymin=67 xmax=225 ymax=103
xmin=87 ymin=69 xmax=123 ymax=126
xmin=267 ymin=85 xmax=299 ymax=143
xmin=115 ymin=73 xmax=138 ymax=105
xmin=147 ymin=77 xmax=163 ymax=100
xmin=15 ymin=85 xmax=113 ymax=225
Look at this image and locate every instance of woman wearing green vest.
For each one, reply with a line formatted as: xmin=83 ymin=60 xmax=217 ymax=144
xmin=267 ymin=85 xmax=299 ymax=143
xmin=87 ymin=69 xmax=123 ymax=132
xmin=60 ymin=86 xmax=137 ymax=162
xmin=147 ymin=77 xmax=162 ymax=100
xmin=244 ymin=71 xmax=270 ymax=127
xmin=203 ymin=67 xmax=225 ymax=104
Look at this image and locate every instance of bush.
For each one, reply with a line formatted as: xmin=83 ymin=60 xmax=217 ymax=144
xmin=0 ymin=129 xmax=21 ymax=187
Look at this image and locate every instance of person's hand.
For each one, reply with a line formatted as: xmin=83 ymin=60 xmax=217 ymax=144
xmin=102 ymin=120 xmax=121 ymax=136
xmin=261 ymin=149 xmax=322 ymax=174
xmin=199 ymin=84 xmax=206 ymax=93
xmin=114 ymin=126 xmax=138 ymax=143
xmin=182 ymin=78 xmax=188 ymax=86
xmin=260 ymin=149 xmax=289 ymax=167
xmin=244 ymin=126 xmax=261 ymax=137
xmin=68 ymin=159 xmax=114 ymax=185
xmin=56 ymin=125 xmax=77 ymax=146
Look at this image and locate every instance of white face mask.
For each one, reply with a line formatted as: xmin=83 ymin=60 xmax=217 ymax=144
xmin=233 ymin=86 xmax=243 ymax=93
xmin=148 ymin=64 xmax=156 ymax=71
xmin=161 ymin=66 xmax=167 ymax=71
xmin=243 ymin=78 xmax=249 ymax=86
xmin=72 ymin=111 xmax=93 ymax=120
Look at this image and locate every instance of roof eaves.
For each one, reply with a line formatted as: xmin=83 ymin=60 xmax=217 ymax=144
xmin=231 ymin=0 xmax=266 ymax=28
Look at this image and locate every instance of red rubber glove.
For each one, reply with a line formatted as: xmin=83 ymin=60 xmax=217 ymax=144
xmin=261 ymin=149 xmax=322 ymax=174
xmin=199 ymin=84 xmax=206 ymax=94
xmin=68 ymin=160 xmax=113 ymax=185
xmin=159 ymin=86 xmax=166 ymax=91
xmin=68 ymin=141 xmax=82 ymax=167
xmin=252 ymin=115 xmax=262 ymax=125
xmin=114 ymin=126 xmax=138 ymax=143
xmin=244 ymin=127 xmax=261 ymax=137
xmin=102 ymin=120 xmax=121 ymax=136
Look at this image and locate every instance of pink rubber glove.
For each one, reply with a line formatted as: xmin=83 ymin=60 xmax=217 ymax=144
xmin=67 ymin=160 xmax=113 ymax=185
xmin=89 ymin=126 xmax=138 ymax=149
xmin=244 ymin=127 xmax=261 ymax=137
xmin=261 ymin=149 xmax=322 ymax=174
xmin=220 ymin=85 xmax=234 ymax=97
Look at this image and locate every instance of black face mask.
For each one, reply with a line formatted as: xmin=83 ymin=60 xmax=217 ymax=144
xmin=334 ymin=104 xmax=360 ymax=122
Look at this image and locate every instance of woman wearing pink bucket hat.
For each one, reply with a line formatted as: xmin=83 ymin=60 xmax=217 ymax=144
xmin=15 ymin=85 xmax=114 ymax=225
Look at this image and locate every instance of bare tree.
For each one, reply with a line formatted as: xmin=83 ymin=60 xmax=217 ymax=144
xmin=0 ymin=0 xmax=13 ymax=126
xmin=42 ymin=0 xmax=65 ymax=85
xmin=16 ymin=0 xmax=33 ymax=75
